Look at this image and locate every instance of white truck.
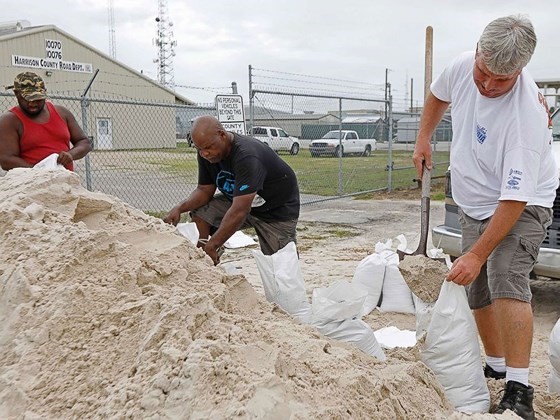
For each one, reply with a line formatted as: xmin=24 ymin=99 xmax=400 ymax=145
xmin=309 ymin=130 xmax=376 ymax=157
xmin=250 ymin=126 xmax=300 ymax=155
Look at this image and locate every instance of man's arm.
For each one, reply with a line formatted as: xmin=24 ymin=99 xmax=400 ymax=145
xmin=446 ymin=200 xmax=527 ymax=285
xmin=204 ymin=192 xmax=255 ymax=263
xmin=412 ymin=92 xmax=450 ymax=177
xmin=55 ymin=105 xmax=91 ymax=166
xmin=163 ymin=184 xmax=217 ymax=226
xmin=0 ymin=113 xmax=32 ymax=170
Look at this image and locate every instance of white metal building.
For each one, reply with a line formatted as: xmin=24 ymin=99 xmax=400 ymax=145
xmin=0 ymin=21 xmax=193 ymax=149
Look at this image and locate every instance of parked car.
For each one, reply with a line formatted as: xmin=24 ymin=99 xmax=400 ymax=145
xmin=250 ymin=126 xmax=300 ymax=155
xmin=431 ymin=108 xmax=560 ymax=280
xmin=309 ymin=130 xmax=376 ymax=157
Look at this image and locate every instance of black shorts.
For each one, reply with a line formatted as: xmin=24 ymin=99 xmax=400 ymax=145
xmin=191 ymin=195 xmax=298 ymax=255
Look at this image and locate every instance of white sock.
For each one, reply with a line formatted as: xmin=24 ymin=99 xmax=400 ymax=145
xmin=486 ymin=356 xmax=506 ymax=373
xmin=506 ymin=367 xmax=530 ymax=387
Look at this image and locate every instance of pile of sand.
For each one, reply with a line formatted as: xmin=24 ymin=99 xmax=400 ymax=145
xmin=0 ymin=168 xmax=458 ymax=418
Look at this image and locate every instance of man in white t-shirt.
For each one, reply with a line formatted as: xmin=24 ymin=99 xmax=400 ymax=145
xmin=413 ymin=15 xmax=557 ymax=419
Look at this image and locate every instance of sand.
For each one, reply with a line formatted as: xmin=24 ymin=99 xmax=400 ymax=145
xmin=399 ymin=254 xmax=448 ymax=303
xmin=0 ymin=168 xmax=559 ymax=419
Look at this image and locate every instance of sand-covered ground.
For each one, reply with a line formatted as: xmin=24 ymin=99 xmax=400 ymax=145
xmin=0 ymin=168 xmax=558 ymax=419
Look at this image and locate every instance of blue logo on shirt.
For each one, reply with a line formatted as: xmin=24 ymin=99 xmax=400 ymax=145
xmin=216 ymin=170 xmax=235 ymax=199
xmin=505 ymin=169 xmax=522 ymax=190
xmin=476 ymin=124 xmax=487 ymax=144
xmin=240 ymin=184 xmax=249 ymax=191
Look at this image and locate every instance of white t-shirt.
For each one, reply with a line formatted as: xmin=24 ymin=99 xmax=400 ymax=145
xmin=431 ymin=51 xmax=558 ymax=220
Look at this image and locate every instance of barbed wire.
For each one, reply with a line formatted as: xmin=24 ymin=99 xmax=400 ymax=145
xmin=252 ymin=67 xmax=382 ymax=88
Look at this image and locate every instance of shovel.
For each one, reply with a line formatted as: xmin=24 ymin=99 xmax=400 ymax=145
xmin=397 ymin=163 xmax=446 ymax=264
xmin=396 ymin=163 xmax=448 ymax=303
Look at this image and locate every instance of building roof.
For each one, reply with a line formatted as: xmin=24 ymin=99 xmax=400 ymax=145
xmin=0 ymin=23 xmax=194 ymax=105
xmin=535 ymin=79 xmax=560 ymax=90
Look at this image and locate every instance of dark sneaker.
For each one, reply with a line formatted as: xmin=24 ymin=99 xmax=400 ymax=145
xmin=484 ymin=364 xmax=506 ymax=380
xmin=494 ymin=381 xmax=535 ymax=420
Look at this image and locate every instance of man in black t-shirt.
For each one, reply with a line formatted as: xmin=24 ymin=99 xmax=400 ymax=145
xmin=164 ymin=115 xmax=300 ymax=265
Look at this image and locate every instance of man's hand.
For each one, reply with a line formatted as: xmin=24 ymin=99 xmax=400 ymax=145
xmin=57 ymin=151 xmax=74 ymax=167
xmin=446 ymin=251 xmax=485 ymax=285
xmin=199 ymin=239 xmax=220 ymax=265
xmin=163 ymin=207 xmax=182 ymax=226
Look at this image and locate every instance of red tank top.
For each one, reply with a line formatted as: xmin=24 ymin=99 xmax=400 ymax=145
xmin=10 ymin=102 xmax=73 ymax=170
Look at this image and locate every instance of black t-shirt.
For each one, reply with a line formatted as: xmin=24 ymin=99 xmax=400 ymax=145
xmin=197 ymin=132 xmax=300 ymax=222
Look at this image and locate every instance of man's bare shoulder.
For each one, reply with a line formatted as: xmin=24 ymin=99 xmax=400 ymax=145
xmin=0 ymin=110 xmax=19 ymax=127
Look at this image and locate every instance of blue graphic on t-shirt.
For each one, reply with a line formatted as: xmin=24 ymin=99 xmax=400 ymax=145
xmin=505 ymin=168 xmax=522 ymax=191
xmin=239 ymin=184 xmax=249 ymax=191
xmin=476 ymin=124 xmax=487 ymax=144
xmin=216 ymin=170 xmax=235 ymax=199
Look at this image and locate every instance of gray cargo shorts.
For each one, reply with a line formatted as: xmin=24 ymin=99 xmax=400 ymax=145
xmin=459 ymin=205 xmax=552 ymax=309
xmin=190 ymin=194 xmax=298 ymax=256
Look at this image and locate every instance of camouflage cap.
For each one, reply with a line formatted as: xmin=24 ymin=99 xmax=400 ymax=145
xmin=6 ymin=72 xmax=47 ymax=101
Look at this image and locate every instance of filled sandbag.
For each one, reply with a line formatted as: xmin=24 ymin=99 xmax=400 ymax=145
xmin=253 ymin=242 xmax=312 ymax=324
xmin=374 ymin=241 xmax=415 ymax=314
xmin=549 ymin=318 xmax=560 ymax=393
xmin=351 ymin=253 xmax=386 ymax=316
xmin=316 ymin=318 xmax=386 ymax=361
xmin=311 ymin=280 xmax=366 ymax=324
xmin=420 ymin=281 xmax=490 ymax=413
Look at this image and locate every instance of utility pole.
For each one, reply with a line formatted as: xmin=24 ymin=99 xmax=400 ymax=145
xmin=410 ymin=78 xmax=414 ymax=112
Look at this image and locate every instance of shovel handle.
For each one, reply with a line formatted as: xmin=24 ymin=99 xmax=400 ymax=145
xmin=421 ymin=164 xmax=431 ymax=199
xmin=417 ymin=163 xmax=431 ymax=255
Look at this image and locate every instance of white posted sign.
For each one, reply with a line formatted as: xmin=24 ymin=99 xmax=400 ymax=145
xmin=216 ymin=94 xmax=246 ymax=135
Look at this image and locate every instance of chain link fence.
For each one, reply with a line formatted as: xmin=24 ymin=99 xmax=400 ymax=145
xmin=0 ymin=68 xmax=452 ymax=212
xmin=248 ymin=67 xmax=452 ymax=205
xmin=0 ymin=91 xmax=214 ymax=213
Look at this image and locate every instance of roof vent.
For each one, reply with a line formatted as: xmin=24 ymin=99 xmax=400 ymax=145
xmin=0 ymin=20 xmax=31 ymax=32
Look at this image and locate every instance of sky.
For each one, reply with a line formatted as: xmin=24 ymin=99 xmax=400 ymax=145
xmin=3 ymin=0 xmax=559 ymax=110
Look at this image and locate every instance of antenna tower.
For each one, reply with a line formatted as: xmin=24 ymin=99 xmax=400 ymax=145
xmin=108 ymin=0 xmax=117 ymax=58
xmin=153 ymin=0 xmax=177 ymax=89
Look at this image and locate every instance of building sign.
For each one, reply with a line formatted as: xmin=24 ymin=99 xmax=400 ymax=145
xmin=11 ymin=38 xmax=93 ymax=74
xmin=216 ymin=94 xmax=246 ymax=135
xmin=12 ymin=55 xmax=93 ymax=73
xmin=45 ymin=39 xmax=63 ymax=60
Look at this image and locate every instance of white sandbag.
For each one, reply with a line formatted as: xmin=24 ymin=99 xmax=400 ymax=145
xmin=420 ymin=281 xmax=490 ymax=413
xmin=379 ymin=264 xmax=415 ymax=314
xmin=351 ymin=253 xmax=386 ymax=316
xmin=413 ymin=293 xmax=435 ymax=342
xmin=176 ymin=223 xmax=256 ymax=249
xmin=548 ymin=318 xmax=560 ymax=393
xmin=311 ymin=280 xmax=367 ymax=324
xmin=34 ymin=153 xmax=64 ymax=170
xmin=224 ymin=231 xmax=257 ymax=248
xmin=549 ymin=371 xmax=560 ymax=394
xmin=374 ymin=326 xmax=416 ymax=349
xmin=316 ymin=318 xmax=386 ymax=361
xmin=253 ymin=242 xmax=311 ymax=324
xmin=176 ymin=222 xmax=199 ymax=244
xmin=372 ymin=240 xmax=415 ymax=314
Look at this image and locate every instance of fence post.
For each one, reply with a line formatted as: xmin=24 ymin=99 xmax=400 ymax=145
xmin=387 ymin=96 xmax=393 ymax=192
xmin=80 ymin=69 xmax=99 ymax=191
xmin=248 ymin=65 xmax=254 ymax=134
xmin=338 ymin=98 xmax=343 ymax=196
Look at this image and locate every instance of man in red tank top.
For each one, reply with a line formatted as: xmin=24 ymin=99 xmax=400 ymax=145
xmin=0 ymin=72 xmax=91 ymax=171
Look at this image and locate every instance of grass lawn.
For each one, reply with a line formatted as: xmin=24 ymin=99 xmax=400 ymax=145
xmin=136 ymin=147 xmax=450 ymax=197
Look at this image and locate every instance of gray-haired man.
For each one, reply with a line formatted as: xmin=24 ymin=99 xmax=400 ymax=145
xmin=413 ymin=15 xmax=557 ymax=419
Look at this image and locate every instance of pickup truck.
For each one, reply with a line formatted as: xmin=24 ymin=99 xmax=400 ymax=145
xmin=309 ymin=130 xmax=376 ymax=157
xmin=432 ymin=108 xmax=560 ymax=280
xmin=250 ymin=126 xmax=300 ymax=155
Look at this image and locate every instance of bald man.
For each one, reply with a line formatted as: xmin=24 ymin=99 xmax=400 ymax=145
xmin=164 ymin=116 xmax=300 ymax=265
